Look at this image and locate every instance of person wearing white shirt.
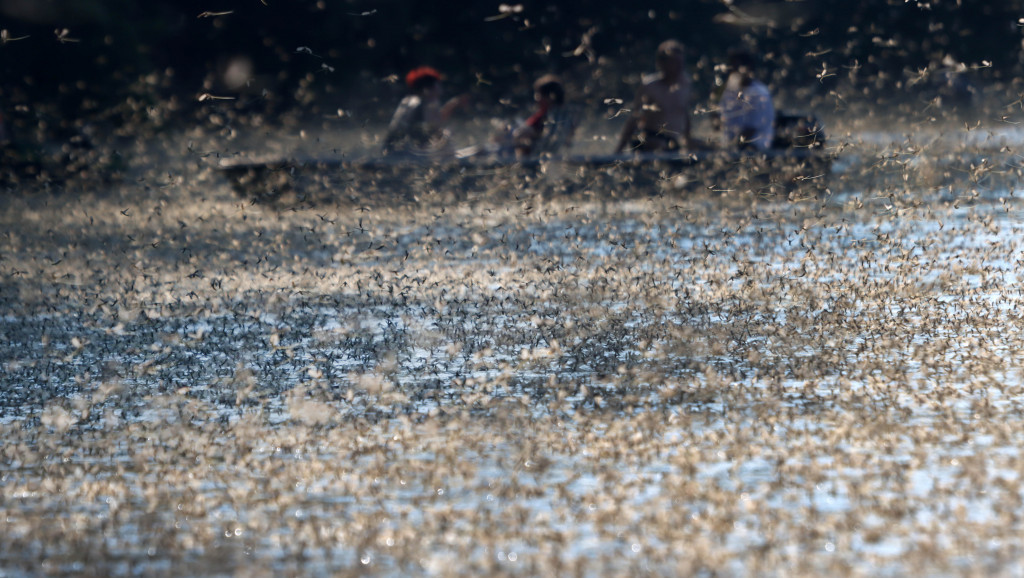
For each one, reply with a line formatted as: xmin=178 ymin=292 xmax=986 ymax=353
xmin=718 ymin=50 xmax=774 ymax=151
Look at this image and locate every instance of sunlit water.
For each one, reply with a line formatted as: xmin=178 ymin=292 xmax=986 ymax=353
xmin=3 ymin=124 xmax=1024 ymax=576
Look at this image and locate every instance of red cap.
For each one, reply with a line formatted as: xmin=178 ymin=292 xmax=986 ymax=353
xmin=405 ymin=66 xmax=442 ymax=89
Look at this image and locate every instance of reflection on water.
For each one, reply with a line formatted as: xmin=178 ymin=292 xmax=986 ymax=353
xmin=3 ymin=126 xmax=1024 ymax=575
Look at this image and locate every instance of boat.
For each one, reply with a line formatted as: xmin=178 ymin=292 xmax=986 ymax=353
xmin=217 ymin=111 xmax=833 ymax=203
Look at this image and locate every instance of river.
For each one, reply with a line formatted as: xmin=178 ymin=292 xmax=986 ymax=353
xmin=2 ymin=119 xmax=1024 ymax=575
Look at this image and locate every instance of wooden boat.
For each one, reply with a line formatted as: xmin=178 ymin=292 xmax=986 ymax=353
xmin=217 ymin=112 xmax=832 ymax=202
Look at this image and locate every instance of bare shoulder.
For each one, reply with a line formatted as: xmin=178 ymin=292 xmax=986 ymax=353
xmin=400 ymin=94 xmax=423 ymax=109
xmin=633 ymin=73 xmax=663 ymax=102
xmin=640 ymin=73 xmax=662 ymax=88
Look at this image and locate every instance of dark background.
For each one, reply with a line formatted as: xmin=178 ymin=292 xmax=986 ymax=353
xmin=1 ymin=0 xmax=1022 ymax=132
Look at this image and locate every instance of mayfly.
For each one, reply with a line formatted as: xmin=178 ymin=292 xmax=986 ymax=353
xmin=54 ymin=28 xmax=79 ymax=43
xmin=0 ymin=30 xmax=29 ymax=45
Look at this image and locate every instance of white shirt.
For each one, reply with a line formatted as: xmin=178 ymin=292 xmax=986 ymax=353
xmin=720 ymin=78 xmax=774 ymax=151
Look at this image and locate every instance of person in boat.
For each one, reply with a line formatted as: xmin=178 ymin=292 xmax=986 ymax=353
xmin=382 ymin=66 xmax=468 ymax=157
xmin=716 ymin=49 xmax=774 ymax=151
xmin=510 ymin=74 xmax=576 ymax=158
xmin=614 ymin=39 xmax=694 ymax=154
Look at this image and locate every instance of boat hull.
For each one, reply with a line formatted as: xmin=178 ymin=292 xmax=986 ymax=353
xmin=217 ymin=149 xmax=833 ymax=204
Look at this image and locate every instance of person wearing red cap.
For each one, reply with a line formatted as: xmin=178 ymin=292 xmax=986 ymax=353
xmin=382 ymin=67 xmax=468 ymax=156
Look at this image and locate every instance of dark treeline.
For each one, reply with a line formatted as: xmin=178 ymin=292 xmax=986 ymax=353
xmin=1 ymin=0 xmax=1022 ymax=125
